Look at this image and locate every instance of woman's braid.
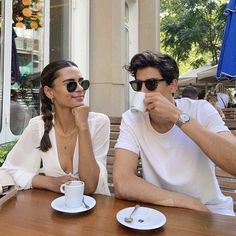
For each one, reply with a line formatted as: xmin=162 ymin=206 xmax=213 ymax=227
xmin=39 ymin=87 xmax=53 ymax=151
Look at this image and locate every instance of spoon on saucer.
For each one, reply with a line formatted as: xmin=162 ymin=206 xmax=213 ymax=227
xmin=124 ymin=204 xmax=140 ymax=223
xmin=82 ymin=197 xmax=90 ymax=209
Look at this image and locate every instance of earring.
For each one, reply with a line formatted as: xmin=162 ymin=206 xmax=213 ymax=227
xmin=51 ymin=98 xmax=54 ymax=104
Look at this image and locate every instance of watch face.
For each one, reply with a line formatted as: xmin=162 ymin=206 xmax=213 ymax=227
xmin=181 ymin=113 xmax=190 ymax=122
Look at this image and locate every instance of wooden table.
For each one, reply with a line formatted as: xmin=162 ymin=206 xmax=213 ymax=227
xmin=0 ymin=189 xmax=235 ymax=235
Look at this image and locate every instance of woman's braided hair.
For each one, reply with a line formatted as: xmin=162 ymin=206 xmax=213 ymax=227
xmin=39 ymin=60 xmax=78 ymax=152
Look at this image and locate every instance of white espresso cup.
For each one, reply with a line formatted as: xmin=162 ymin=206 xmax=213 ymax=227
xmin=60 ymin=180 xmax=84 ymax=208
xmin=131 ymin=92 xmax=146 ymax=113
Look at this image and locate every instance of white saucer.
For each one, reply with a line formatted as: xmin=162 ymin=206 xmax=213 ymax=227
xmin=51 ymin=195 xmax=96 ymax=213
xmin=116 ymin=206 xmax=166 ymax=230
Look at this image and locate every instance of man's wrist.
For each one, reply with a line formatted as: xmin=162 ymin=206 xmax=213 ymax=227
xmin=175 ymin=112 xmax=190 ymax=127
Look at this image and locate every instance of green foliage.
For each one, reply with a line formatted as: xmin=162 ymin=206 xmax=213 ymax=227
xmin=0 ymin=141 xmax=17 ymax=167
xmin=160 ymin=0 xmax=227 ymax=70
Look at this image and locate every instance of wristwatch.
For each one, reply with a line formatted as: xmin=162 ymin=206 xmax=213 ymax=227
xmin=176 ymin=113 xmax=190 ymax=127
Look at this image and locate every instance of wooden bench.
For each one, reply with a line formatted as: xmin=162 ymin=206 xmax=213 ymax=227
xmin=107 ymin=117 xmax=121 ymax=194
xmin=222 ymin=108 xmax=236 ymax=120
xmin=107 ymin=117 xmax=142 ymax=194
xmin=224 ymin=119 xmax=236 ymax=131
xmin=107 ymin=117 xmax=236 ymax=212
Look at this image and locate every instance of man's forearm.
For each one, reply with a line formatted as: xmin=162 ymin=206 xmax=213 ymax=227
xmin=180 ymin=118 xmax=236 ymax=176
xmin=114 ymin=174 xmax=208 ymax=212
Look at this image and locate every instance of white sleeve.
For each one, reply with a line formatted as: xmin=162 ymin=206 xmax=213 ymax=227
xmin=1 ymin=120 xmax=42 ymax=190
xmin=91 ymin=114 xmax=111 ymax=195
xmin=114 ymin=113 xmax=140 ymax=155
xmin=197 ymin=101 xmax=229 ymax=133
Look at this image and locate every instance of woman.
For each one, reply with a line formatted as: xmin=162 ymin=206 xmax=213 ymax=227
xmin=205 ymin=91 xmax=225 ymax=119
xmin=215 ymin=83 xmax=229 ymax=109
xmin=2 ymin=60 xmax=110 ymax=195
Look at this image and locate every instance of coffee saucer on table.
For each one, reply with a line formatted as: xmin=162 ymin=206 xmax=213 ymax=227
xmin=51 ymin=195 xmax=96 ymax=213
xmin=116 ymin=206 xmax=166 ymax=230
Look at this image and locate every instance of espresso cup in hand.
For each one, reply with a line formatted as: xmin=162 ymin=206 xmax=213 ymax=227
xmin=60 ymin=180 xmax=84 ymax=208
xmin=131 ymin=92 xmax=146 ymax=113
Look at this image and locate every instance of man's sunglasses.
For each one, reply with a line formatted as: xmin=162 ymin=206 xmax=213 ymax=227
xmin=66 ymin=80 xmax=90 ymax=92
xmin=129 ymin=78 xmax=166 ymax=91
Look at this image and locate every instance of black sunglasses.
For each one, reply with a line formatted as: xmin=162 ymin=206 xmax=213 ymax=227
xmin=129 ymin=78 xmax=166 ymax=91
xmin=66 ymin=80 xmax=90 ymax=92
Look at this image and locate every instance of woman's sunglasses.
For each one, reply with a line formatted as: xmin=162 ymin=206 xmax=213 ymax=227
xmin=66 ymin=80 xmax=90 ymax=92
xmin=129 ymin=78 xmax=166 ymax=91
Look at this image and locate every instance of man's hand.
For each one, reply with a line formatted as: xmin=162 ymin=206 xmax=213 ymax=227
xmin=144 ymin=92 xmax=181 ymax=125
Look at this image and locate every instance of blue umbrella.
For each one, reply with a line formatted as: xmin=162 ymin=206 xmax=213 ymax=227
xmin=216 ymin=0 xmax=236 ymax=80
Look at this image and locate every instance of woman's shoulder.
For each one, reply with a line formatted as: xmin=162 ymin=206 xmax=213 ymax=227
xmin=218 ymin=92 xmax=229 ymax=99
xmin=26 ymin=115 xmax=44 ymax=130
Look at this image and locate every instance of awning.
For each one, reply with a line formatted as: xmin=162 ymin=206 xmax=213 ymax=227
xmin=178 ymin=66 xmax=211 ymax=86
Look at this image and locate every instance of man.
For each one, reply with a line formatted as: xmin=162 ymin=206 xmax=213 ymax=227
xmin=182 ymin=85 xmax=198 ymax=100
xmin=113 ymin=51 xmax=236 ymax=216
xmin=10 ymin=88 xmax=31 ymax=135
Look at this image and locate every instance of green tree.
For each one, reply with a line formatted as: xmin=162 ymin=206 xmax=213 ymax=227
xmin=160 ymin=0 xmax=227 ymax=69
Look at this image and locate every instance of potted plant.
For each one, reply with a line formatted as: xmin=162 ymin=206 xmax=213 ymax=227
xmin=0 ymin=141 xmax=17 ymax=167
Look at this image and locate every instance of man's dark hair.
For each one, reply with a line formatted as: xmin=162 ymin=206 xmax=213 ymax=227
xmin=182 ymin=85 xmax=198 ymax=100
xmin=125 ymin=50 xmax=179 ymax=85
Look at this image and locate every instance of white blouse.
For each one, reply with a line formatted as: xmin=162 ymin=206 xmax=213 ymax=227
xmin=2 ymin=112 xmax=110 ymax=195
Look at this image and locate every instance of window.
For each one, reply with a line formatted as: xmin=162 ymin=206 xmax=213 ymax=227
xmin=0 ymin=0 xmax=3 ymax=132
xmin=0 ymin=0 xmax=86 ymax=143
xmin=10 ymin=0 xmax=44 ymax=135
xmin=125 ymin=0 xmax=138 ymax=108
xmin=124 ymin=2 xmax=130 ymax=110
xmin=49 ymin=0 xmax=70 ymax=61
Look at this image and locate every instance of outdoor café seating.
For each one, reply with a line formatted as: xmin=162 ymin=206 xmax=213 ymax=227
xmin=0 ymin=117 xmax=236 ymax=235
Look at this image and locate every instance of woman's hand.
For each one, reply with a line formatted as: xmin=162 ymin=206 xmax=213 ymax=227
xmin=72 ymin=106 xmax=89 ymax=131
xmin=32 ymin=174 xmax=77 ymax=193
xmin=49 ymin=175 xmax=78 ymax=193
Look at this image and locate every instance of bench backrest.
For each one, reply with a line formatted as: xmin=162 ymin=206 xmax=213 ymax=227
xmin=222 ymin=108 xmax=236 ymax=120
xmin=108 ymin=117 xmax=142 ymax=194
xmin=107 ymin=117 xmax=121 ymax=194
xmin=107 ymin=117 xmax=236 ymax=212
xmin=224 ymin=119 xmax=236 ymax=131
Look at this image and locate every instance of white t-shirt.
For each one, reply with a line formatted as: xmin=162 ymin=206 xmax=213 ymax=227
xmin=115 ymin=98 xmax=234 ymax=215
xmin=216 ymin=93 xmax=229 ymax=109
xmin=2 ymin=112 xmax=110 ymax=195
